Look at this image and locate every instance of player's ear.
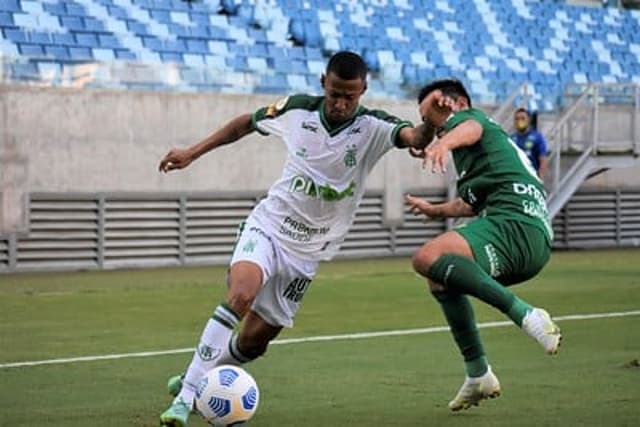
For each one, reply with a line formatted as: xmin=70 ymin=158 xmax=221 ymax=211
xmin=320 ymin=74 xmax=326 ymax=89
xmin=361 ymin=79 xmax=367 ymax=94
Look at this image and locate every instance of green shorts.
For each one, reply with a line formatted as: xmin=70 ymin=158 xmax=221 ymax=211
xmin=455 ymin=216 xmax=551 ymax=286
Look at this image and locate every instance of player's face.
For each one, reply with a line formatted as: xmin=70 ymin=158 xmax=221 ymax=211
xmin=321 ymin=72 xmax=366 ymax=124
xmin=514 ymin=112 xmax=530 ymax=131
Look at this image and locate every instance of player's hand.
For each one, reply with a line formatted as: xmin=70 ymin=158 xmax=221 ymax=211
xmin=422 ymin=139 xmax=449 ymax=173
xmin=405 ymin=194 xmax=439 ymax=219
xmin=158 ymin=148 xmax=194 ymax=173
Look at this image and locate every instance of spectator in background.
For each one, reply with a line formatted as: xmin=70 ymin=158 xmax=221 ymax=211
xmin=511 ymin=108 xmax=549 ymax=179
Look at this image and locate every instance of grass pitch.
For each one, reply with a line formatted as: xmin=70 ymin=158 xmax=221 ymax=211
xmin=1 ymin=249 xmax=639 ymax=426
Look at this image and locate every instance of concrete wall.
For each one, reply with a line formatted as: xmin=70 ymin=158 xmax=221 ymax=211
xmin=1 ymin=84 xmax=639 ymax=232
xmin=0 ymin=85 xmax=446 ymax=194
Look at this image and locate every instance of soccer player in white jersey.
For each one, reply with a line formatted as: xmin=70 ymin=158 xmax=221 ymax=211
xmin=157 ymin=51 xmax=434 ymax=426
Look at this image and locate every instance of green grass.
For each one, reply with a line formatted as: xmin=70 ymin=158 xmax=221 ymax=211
xmin=1 ymin=250 xmax=639 ymax=426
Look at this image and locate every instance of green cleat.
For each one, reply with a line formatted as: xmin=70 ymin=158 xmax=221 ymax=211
xmin=160 ymin=397 xmax=191 ymax=427
xmin=167 ymin=373 xmax=184 ymax=397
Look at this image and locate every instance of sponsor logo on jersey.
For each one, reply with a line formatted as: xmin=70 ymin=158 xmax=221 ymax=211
xmin=279 ymin=216 xmax=329 ymax=243
xmin=483 ymin=243 xmax=502 ymax=278
xmin=265 ymin=96 xmax=289 ymax=118
xmin=343 ymin=144 xmax=358 ymax=168
xmin=301 ymin=121 xmax=319 ymax=133
xmin=282 ymin=277 xmax=312 ymax=302
xmin=347 ymin=126 xmax=362 ymax=135
xmin=289 ymin=175 xmax=356 ymax=201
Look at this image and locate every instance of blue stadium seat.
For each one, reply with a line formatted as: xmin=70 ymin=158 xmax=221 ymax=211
xmin=11 ymin=61 xmax=39 ymax=79
xmin=143 ymin=36 xmax=163 ymax=51
xmin=126 ymin=20 xmax=148 ymax=35
xmin=160 ymin=52 xmax=182 ymax=63
xmin=60 ymin=16 xmax=85 ymax=31
xmin=52 ymin=33 xmax=76 ymax=46
xmin=98 ymin=34 xmax=121 ymax=49
xmin=66 ymin=3 xmax=87 ymax=17
xmin=84 ymin=17 xmax=106 ymax=32
xmin=45 ymin=45 xmax=70 ymax=60
xmin=186 ymin=39 xmax=208 ymax=54
xmin=0 ymin=11 xmax=14 ymax=26
xmin=0 ymin=0 xmax=20 ymax=13
xmin=165 ymin=39 xmax=186 ymax=53
xmin=19 ymin=44 xmax=44 ymax=57
xmin=115 ymin=50 xmax=137 ymax=60
xmin=69 ymin=47 xmax=93 ymax=61
xmin=76 ymin=33 xmax=99 ymax=48
xmin=4 ymin=29 xmax=28 ymax=43
xmin=43 ymin=2 xmax=66 ymax=15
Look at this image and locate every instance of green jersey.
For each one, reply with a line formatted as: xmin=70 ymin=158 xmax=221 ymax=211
xmin=444 ymin=108 xmax=553 ymax=242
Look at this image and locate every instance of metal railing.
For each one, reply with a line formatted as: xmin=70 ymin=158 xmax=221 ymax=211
xmin=546 ymin=83 xmax=639 ymax=214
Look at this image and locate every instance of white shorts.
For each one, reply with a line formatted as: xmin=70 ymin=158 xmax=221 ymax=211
xmin=229 ymin=217 xmax=319 ymax=328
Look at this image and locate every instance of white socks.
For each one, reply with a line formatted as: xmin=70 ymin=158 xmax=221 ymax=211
xmin=175 ymin=304 xmax=240 ymax=407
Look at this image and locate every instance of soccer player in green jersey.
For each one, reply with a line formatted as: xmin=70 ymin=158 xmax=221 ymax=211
xmin=405 ymin=79 xmax=561 ymax=411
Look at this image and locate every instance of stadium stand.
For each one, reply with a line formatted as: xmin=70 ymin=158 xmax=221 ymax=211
xmin=0 ymin=0 xmax=639 ymax=108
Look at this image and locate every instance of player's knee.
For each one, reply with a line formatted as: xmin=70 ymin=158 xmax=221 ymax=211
xmin=412 ymin=245 xmax=443 ymax=277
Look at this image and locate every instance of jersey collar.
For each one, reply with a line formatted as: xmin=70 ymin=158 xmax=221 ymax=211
xmin=319 ymin=100 xmax=364 ymax=137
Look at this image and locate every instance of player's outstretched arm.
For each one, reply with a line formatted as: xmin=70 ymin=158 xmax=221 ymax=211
xmin=405 ymin=194 xmax=474 ymax=219
xmin=159 ymin=113 xmax=254 ymax=173
xmin=397 ymin=122 xmax=437 ymax=158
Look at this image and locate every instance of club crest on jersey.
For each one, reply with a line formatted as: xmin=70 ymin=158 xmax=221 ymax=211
xmin=344 ymin=144 xmax=358 ymax=167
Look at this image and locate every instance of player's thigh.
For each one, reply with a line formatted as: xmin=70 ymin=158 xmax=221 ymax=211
xmin=228 ymin=221 xmax=278 ymax=315
xmin=413 ymin=230 xmax=474 ymax=274
xmin=456 ymin=217 xmax=550 ymax=285
xmin=251 ymin=249 xmax=318 ymax=329
xmin=236 ymin=310 xmax=283 ymax=356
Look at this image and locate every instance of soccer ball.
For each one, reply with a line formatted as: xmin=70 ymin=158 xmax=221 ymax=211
xmin=195 ymin=365 xmax=260 ymax=426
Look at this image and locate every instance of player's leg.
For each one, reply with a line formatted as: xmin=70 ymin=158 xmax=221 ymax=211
xmin=160 ymin=261 xmax=263 ymax=427
xmin=414 ymin=227 xmax=537 ymax=328
xmin=161 ymin=220 xmax=274 ymax=427
xmin=414 ymin=231 xmax=500 ymax=410
xmin=217 ymin=310 xmax=283 ymax=365
xmin=415 ymin=218 xmax=560 ymax=351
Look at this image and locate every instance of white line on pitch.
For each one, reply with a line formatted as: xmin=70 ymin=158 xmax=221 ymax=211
xmin=1 ymin=309 xmax=639 ymax=369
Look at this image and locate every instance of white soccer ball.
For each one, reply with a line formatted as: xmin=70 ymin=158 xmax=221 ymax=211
xmin=195 ymin=365 xmax=260 ymax=426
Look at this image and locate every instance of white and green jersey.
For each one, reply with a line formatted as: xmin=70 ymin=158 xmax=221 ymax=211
xmin=249 ymin=94 xmax=411 ymax=261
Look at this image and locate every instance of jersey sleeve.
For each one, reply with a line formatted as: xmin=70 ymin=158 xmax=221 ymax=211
xmin=251 ymin=96 xmax=291 ymax=137
xmin=444 ymin=109 xmax=485 ymax=132
xmin=367 ymin=109 xmax=413 ymax=150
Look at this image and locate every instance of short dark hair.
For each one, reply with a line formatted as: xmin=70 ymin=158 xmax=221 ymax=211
xmin=326 ymin=51 xmax=368 ymax=81
xmin=514 ymin=107 xmax=529 ymax=116
xmin=417 ymin=78 xmax=472 ymax=107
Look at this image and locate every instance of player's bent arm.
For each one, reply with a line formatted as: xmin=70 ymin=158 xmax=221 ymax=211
xmin=159 ymin=114 xmax=254 ymax=172
xmin=439 ymin=119 xmax=483 ymax=150
xmin=430 ymin=197 xmax=475 ymax=218
xmin=406 ymin=195 xmax=474 ymax=219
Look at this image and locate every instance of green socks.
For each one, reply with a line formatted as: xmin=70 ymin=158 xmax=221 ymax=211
xmin=427 ymin=254 xmax=533 ymax=327
xmin=432 ymin=291 xmax=488 ymax=377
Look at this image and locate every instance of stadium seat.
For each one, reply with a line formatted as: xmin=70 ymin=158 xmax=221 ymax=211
xmin=0 ymin=0 xmax=638 ymax=110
